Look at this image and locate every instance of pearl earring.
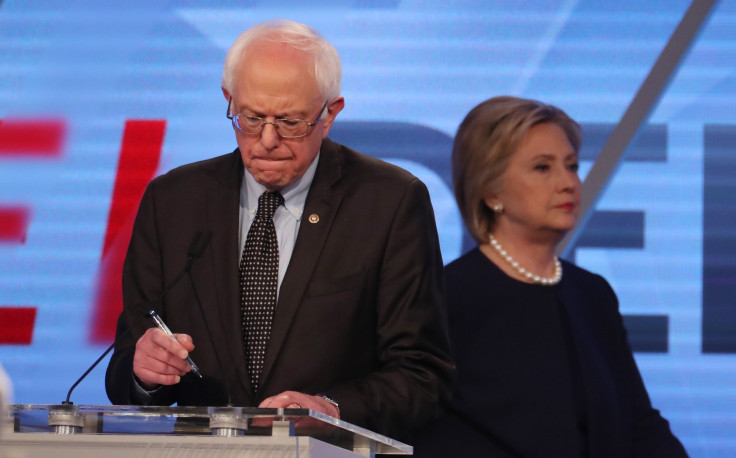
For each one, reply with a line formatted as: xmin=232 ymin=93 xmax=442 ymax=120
xmin=492 ymin=203 xmax=504 ymax=214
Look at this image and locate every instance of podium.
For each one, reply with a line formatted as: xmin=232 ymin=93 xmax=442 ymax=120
xmin=2 ymin=404 xmax=412 ymax=457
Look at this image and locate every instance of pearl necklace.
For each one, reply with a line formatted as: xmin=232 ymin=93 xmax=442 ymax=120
xmin=488 ymin=234 xmax=562 ymax=286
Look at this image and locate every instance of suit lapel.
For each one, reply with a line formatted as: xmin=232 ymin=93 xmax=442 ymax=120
xmin=205 ymin=150 xmax=253 ymax=400
xmin=259 ymin=139 xmax=344 ymax=390
xmin=556 ymin=271 xmax=621 ymax=458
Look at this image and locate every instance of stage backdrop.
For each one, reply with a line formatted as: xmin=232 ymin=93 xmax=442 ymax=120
xmin=1 ymin=1 xmax=735 ymax=456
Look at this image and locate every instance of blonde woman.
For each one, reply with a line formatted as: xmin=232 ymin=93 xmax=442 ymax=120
xmin=415 ymin=96 xmax=687 ymax=457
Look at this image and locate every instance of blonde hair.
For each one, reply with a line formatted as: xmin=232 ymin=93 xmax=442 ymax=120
xmin=452 ymin=96 xmax=581 ymax=243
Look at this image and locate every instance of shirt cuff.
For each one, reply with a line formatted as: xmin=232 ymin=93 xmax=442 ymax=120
xmin=130 ymin=374 xmax=161 ymax=404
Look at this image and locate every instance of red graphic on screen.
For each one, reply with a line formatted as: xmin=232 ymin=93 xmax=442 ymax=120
xmin=0 ymin=118 xmax=65 ymax=345
xmin=0 ymin=119 xmax=65 ymax=156
xmin=0 ymin=207 xmax=30 ymax=244
xmin=90 ymin=120 xmax=166 ymax=343
xmin=0 ymin=307 xmax=37 ymax=345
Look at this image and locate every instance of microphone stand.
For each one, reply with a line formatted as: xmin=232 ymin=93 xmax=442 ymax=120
xmin=63 ymin=231 xmax=210 ymax=405
xmin=187 ymin=266 xmax=233 ymax=407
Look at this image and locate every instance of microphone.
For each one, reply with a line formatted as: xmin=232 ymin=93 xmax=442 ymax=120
xmin=63 ymin=231 xmax=211 ymax=405
xmin=186 ymin=231 xmax=212 ymax=271
xmin=185 ymin=231 xmax=233 ymax=406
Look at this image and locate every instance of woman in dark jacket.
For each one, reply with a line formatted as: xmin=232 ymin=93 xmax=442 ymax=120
xmin=414 ymin=96 xmax=687 ymax=457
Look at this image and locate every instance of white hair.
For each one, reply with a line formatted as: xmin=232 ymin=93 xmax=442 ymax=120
xmin=222 ymin=19 xmax=342 ymax=110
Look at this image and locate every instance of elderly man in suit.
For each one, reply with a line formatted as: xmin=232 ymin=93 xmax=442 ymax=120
xmin=105 ymin=19 xmax=453 ymax=441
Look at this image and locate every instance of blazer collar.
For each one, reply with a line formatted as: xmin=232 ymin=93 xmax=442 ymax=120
xmin=204 ymin=144 xmax=346 ymax=400
xmin=204 ymin=149 xmax=253 ymax=399
xmin=555 ymin=267 xmax=623 ymax=457
xmin=259 ymin=138 xmax=345 ymax=391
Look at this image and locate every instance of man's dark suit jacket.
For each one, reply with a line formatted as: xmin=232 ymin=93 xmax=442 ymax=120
xmin=414 ymin=248 xmax=688 ymax=457
xmin=105 ymin=138 xmax=454 ymax=440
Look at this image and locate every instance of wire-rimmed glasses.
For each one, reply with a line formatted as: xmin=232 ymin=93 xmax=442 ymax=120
xmin=226 ymin=98 xmax=328 ymax=139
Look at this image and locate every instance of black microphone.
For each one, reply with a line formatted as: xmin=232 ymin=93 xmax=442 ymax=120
xmin=186 ymin=231 xmax=212 ymax=271
xmin=63 ymin=231 xmax=210 ymax=405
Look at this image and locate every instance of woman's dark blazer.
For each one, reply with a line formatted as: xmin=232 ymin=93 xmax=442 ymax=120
xmin=414 ymin=248 xmax=687 ymax=457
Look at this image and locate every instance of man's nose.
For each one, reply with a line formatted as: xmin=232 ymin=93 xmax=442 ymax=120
xmin=260 ymin=122 xmax=281 ymax=150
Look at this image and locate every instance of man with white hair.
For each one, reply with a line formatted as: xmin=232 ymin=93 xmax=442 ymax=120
xmin=106 ymin=19 xmax=453 ymax=440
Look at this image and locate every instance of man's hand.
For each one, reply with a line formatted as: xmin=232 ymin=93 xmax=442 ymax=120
xmin=133 ymin=327 xmax=195 ymax=389
xmin=259 ymin=391 xmax=340 ymax=418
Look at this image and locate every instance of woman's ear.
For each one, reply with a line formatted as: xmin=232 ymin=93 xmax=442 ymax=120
xmin=484 ymin=196 xmax=503 ymax=214
xmin=483 ymin=196 xmax=498 ymax=209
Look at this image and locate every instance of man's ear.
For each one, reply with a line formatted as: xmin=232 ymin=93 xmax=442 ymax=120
xmin=321 ymin=97 xmax=345 ymax=139
xmin=222 ymin=87 xmax=231 ymax=101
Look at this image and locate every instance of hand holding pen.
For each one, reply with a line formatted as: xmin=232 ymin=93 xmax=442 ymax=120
xmin=147 ymin=310 xmax=203 ymax=379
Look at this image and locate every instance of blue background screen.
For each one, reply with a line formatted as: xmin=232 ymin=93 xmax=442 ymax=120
xmin=0 ymin=1 xmax=734 ymax=456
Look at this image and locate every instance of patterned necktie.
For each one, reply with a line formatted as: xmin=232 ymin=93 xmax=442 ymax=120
xmin=240 ymin=190 xmax=283 ymax=393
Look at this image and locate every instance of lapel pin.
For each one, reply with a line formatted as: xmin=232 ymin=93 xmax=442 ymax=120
xmin=308 ymin=213 xmax=320 ymax=224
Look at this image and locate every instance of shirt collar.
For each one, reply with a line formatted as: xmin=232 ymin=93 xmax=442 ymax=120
xmin=242 ymin=151 xmax=320 ymax=221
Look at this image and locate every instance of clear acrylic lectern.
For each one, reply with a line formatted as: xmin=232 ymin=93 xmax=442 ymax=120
xmin=2 ymin=404 xmax=412 ymax=457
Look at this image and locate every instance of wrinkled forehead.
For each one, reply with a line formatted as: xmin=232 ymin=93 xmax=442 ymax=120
xmin=231 ymin=44 xmax=321 ymax=116
xmin=237 ymin=41 xmax=316 ymax=88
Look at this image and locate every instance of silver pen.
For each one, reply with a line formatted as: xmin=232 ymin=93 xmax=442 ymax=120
xmin=148 ymin=310 xmax=203 ymax=378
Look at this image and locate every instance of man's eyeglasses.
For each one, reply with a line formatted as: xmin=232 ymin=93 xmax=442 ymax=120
xmin=226 ymin=98 xmax=328 ymax=139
